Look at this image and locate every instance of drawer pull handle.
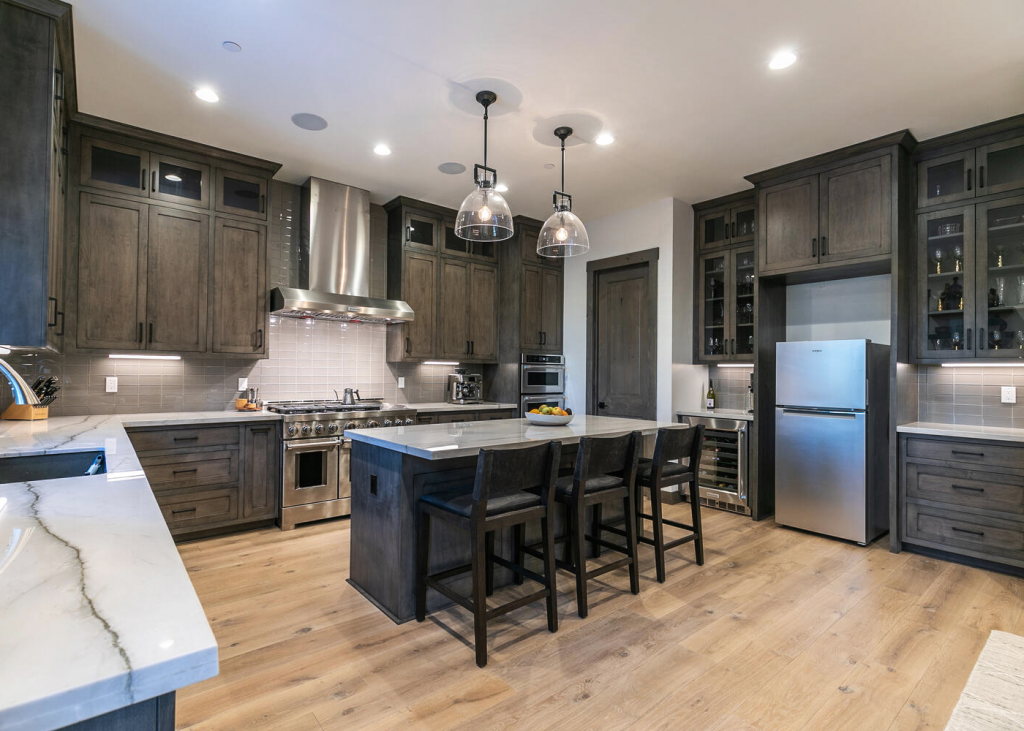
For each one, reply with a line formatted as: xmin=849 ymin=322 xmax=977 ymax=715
xmin=951 ymin=526 xmax=984 ymax=537
xmin=171 ymin=507 xmax=197 ymax=515
xmin=951 ymin=450 xmax=984 ymax=457
xmin=172 ymin=468 xmax=198 ymax=475
xmin=173 ymin=436 xmax=199 ymax=442
xmin=951 ymin=484 xmax=984 ymax=493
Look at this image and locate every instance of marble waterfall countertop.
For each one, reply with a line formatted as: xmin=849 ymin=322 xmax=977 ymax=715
xmin=0 ymin=410 xmax=279 ymax=731
xmin=346 ymin=414 xmax=680 ymax=460
xmin=675 ymin=408 xmax=754 ymax=422
xmin=896 ymin=421 xmax=1024 ymax=443
xmin=408 ymin=401 xmax=519 ymax=413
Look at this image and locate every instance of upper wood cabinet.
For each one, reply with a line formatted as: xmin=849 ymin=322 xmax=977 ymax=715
xmin=438 ymin=259 xmax=498 ymax=361
xmin=404 ymin=211 xmax=439 ymax=253
xmin=80 ymin=137 xmax=150 ymax=197
xmin=520 ymin=225 xmax=564 ymax=269
xmin=386 ymin=249 xmax=438 ymax=362
xmin=697 ymin=246 xmax=755 ymax=363
xmin=698 ymin=202 xmax=756 ymax=249
xmin=215 ymin=169 xmax=267 ymax=220
xmin=146 ymin=207 xmax=209 ymax=352
xmin=758 ymin=154 xmax=892 ymax=275
xmin=150 ymin=154 xmax=211 ymax=208
xmin=441 ymin=218 xmax=498 ymax=262
xmin=520 ymin=264 xmax=563 ymax=352
xmin=211 ymin=218 xmax=267 ymax=355
xmin=918 ymin=136 xmax=1024 ymax=208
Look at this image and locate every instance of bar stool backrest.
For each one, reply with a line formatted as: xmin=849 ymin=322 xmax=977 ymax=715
xmin=473 ymin=440 xmax=562 ymax=515
xmin=651 ymin=425 xmax=705 ymax=479
xmin=574 ymin=431 xmax=642 ymax=490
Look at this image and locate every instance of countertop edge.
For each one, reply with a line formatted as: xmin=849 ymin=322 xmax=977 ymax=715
xmin=896 ymin=422 xmax=1024 ymax=443
xmin=675 ymin=409 xmax=754 ymax=422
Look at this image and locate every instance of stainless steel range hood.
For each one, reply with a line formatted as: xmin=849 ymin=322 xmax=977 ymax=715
xmin=270 ymin=177 xmax=414 ymax=323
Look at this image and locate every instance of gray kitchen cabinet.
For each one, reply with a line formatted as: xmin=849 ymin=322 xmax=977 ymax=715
xmin=520 ymin=224 xmax=563 ymax=269
xmin=540 ymin=267 xmax=563 ymax=352
xmin=215 ymin=168 xmax=268 ymax=220
xmin=520 ymin=264 xmax=562 ymax=352
xmin=438 ymin=258 xmax=498 ymax=362
xmin=243 ymin=423 xmax=280 ymax=519
xmin=80 ymin=137 xmax=150 ymax=197
xmin=698 ymin=202 xmax=756 ymax=250
xmin=211 ymin=217 xmax=268 ymax=355
xmin=76 ymin=193 xmax=148 ymax=350
xmin=386 ymin=250 xmax=438 ymax=361
xmin=917 ymin=135 xmax=1024 ymax=209
xmin=758 ymin=174 xmax=819 ymax=273
xmin=146 ymin=207 xmax=209 ymax=352
xmin=469 ymin=263 xmax=499 ymax=361
xmin=149 ymin=153 xmax=211 ymax=209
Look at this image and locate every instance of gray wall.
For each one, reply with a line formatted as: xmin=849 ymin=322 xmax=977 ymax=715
xmin=1 ymin=181 xmax=452 ymax=416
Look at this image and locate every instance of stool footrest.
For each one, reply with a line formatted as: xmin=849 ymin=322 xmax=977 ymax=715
xmin=583 ymin=534 xmax=629 ymax=555
xmin=425 ymin=577 xmax=474 ymax=613
xmin=486 ymin=589 xmax=550 ymax=621
xmin=664 ymin=534 xmax=697 ymax=550
xmin=490 ymin=554 xmax=546 ymax=586
xmin=586 ymin=556 xmax=632 ymax=580
xmin=429 ymin=563 xmax=472 ymax=582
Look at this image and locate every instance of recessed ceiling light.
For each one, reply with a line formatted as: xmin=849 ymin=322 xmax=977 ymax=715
xmin=595 ymin=133 xmax=615 ymax=145
xmin=194 ymin=87 xmax=219 ymax=103
xmin=164 ymin=173 xmax=182 ymax=182
xmin=544 ymin=163 xmax=555 ymax=169
xmin=495 ymin=183 xmax=508 ymax=193
xmin=768 ymin=49 xmax=798 ymax=70
xmin=438 ymin=162 xmax=466 ymax=175
xmin=222 ymin=41 xmax=241 ymax=53
xmin=291 ymin=113 xmax=328 ymax=131
xmin=373 ymin=144 xmax=391 ymax=156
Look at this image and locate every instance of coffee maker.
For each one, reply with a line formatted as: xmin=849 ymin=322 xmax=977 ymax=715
xmin=447 ymin=369 xmax=483 ymax=405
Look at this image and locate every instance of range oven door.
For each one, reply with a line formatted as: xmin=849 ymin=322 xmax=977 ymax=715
xmin=282 ymin=439 xmax=340 ymax=508
xmin=520 ymin=365 xmax=565 ymax=394
xmin=338 ymin=438 xmax=352 ymax=501
xmin=520 ymin=394 xmax=566 ymax=416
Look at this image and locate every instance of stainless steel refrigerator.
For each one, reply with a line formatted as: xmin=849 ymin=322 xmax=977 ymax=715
xmin=775 ymin=339 xmax=889 ymax=545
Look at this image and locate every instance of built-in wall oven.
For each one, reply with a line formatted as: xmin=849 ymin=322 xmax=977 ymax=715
xmin=521 ymin=393 xmax=567 ymax=415
xmin=675 ymin=414 xmax=750 ymax=516
xmin=520 ymin=354 xmax=565 ymax=394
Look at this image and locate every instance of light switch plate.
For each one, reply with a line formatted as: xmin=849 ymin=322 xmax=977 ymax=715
xmin=238 ymin=377 xmax=248 ymax=391
xmin=1002 ymin=386 xmax=1017 ymax=404
xmin=105 ymin=376 xmax=118 ymax=393
xmin=398 ymin=376 xmax=405 ymax=389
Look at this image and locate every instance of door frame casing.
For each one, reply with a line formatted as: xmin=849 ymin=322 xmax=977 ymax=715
xmin=585 ymin=248 xmax=659 ymax=419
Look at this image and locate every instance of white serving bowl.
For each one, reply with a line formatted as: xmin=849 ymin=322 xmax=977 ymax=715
xmin=524 ymin=411 xmax=574 ymax=426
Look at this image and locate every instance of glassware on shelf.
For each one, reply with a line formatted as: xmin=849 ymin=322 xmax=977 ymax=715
xmin=1017 ymin=330 xmax=1024 ymax=350
xmin=997 ymin=245 xmax=1005 ymax=268
xmin=934 ymin=248 xmax=944 ymax=275
xmin=953 ymin=245 xmax=963 ymax=272
xmin=951 ymin=331 xmax=962 ymax=350
xmin=996 ymin=277 xmax=1006 ymax=307
xmin=992 ymin=329 xmax=1003 ymax=350
xmin=1017 ymin=275 xmax=1024 ymax=305
xmin=933 ymin=337 xmax=943 ymax=351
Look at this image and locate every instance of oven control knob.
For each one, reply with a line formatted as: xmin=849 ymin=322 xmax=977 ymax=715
xmin=327 ymin=423 xmax=338 ymax=433
xmin=367 ymin=420 xmax=380 ymax=428
xmin=383 ymin=419 xmax=393 ymax=427
xmin=405 ymin=418 xmax=414 ymax=426
xmin=344 ymin=421 xmax=357 ymax=431
xmin=300 ymin=425 xmax=311 ymax=435
xmin=287 ymin=425 xmax=297 ymax=436
xmin=314 ymin=423 xmax=325 ymax=435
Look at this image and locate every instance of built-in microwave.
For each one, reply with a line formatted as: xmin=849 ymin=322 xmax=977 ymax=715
xmin=520 ymin=354 xmax=565 ymax=394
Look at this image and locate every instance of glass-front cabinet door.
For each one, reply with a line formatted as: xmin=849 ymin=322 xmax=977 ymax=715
xmin=80 ymin=137 xmax=149 ymax=196
xmin=731 ymin=206 xmax=756 ymax=245
xmin=919 ymin=207 xmax=975 ymax=359
xmin=404 ymin=212 xmax=438 ymax=253
xmin=150 ymin=154 xmax=210 ymax=208
xmin=918 ymin=151 xmax=975 ymax=209
xmin=977 ymin=137 xmax=1024 ymax=198
xmin=733 ymin=247 xmax=755 ymax=358
xmin=441 ymin=219 xmax=470 ymax=257
xmin=215 ymin=169 xmax=267 ymax=220
xmin=698 ymin=209 xmax=730 ymax=249
xmin=699 ymin=251 xmax=730 ymax=361
xmin=976 ymin=195 xmax=1024 ymax=357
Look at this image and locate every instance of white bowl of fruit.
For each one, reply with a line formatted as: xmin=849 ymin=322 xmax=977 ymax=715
xmin=524 ymin=405 xmax=574 ymax=426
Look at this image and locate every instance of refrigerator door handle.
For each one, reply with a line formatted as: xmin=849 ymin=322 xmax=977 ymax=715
xmin=781 ymin=408 xmax=860 ymax=417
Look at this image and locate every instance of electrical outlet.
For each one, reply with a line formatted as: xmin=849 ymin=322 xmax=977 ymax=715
xmin=398 ymin=376 xmax=405 ymax=389
xmin=1002 ymin=386 xmax=1017 ymax=404
xmin=105 ymin=377 xmax=118 ymax=393
xmin=238 ymin=377 xmax=248 ymax=392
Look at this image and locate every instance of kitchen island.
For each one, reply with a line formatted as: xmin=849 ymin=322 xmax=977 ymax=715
xmin=345 ymin=415 xmax=677 ymax=622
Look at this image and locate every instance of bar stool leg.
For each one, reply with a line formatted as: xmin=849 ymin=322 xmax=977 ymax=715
xmin=513 ymin=523 xmax=525 ymax=586
xmin=688 ymin=478 xmax=705 ymax=566
xmin=623 ymin=493 xmax=640 ymax=595
xmin=415 ymin=508 xmax=430 ymax=622
xmin=471 ymin=527 xmax=489 ymax=667
xmin=571 ymin=505 xmax=589 ymax=618
xmin=590 ymin=504 xmax=603 ymax=559
xmin=649 ymin=482 xmax=667 ymax=583
xmin=541 ymin=514 xmax=558 ymax=632
xmin=485 ymin=530 xmax=495 ymax=597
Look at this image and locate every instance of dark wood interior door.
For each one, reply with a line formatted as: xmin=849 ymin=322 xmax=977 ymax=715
xmin=146 ymin=207 xmax=208 ymax=352
xmin=759 ymin=174 xmax=819 ymax=273
xmin=439 ymin=257 xmax=470 ymax=359
xmin=76 ymin=193 xmax=147 ymax=350
xmin=520 ymin=264 xmax=543 ymax=349
xmin=468 ymin=263 xmax=498 ymax=361
xmin=593 ymin=260 xmax=656 ymax=419
xmin=819 ymin=156 xmax=891 ymax=264
xmin=211 ymin=218 xmax=266 ymax=354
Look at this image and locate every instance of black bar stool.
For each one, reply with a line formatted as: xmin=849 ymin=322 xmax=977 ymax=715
xmin=634 ymin=425 xmax=706 ymax=582
xmin=528 ymin=431 xmax=642 ymax=619
xmin=415 ymin=440 xmax=562 ymax=668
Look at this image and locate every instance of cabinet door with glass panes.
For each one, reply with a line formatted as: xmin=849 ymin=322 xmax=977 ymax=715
xmin=976 ymin=195 xmax=1024 ymax=357
xmin=919 ymin=206 xmax=976 ymax=360
xmin=977 ymin=137 xmax=1024 ymax=199
xmin=732 ymin=247 xmax=756 ymax=358
xmin=699 ymin=250 xmax=732 ymax=361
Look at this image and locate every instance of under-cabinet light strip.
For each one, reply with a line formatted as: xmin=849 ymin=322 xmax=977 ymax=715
xmin=108 ymin=354 xmax=182 ymax=360
xmin=941 ymin=362 xmax=1024 ymax=367
xmin=717 ymin=363 xmax=754 ymax=368
xmin=422 ymin=361 xmax=460 ymax=366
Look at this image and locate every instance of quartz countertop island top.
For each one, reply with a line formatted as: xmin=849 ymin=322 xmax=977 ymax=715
xmin=675 ymin=408 xmax=754 ymax=422
xmin=409 ymin=401 xmax=518 ymax=413
xmin=896 ymin=421 xmax=1024 ymax=443
xmin=346 ymin=414 xmax=679 ymax=460
xmin=0 ymin=410 xmax=277 ymax=731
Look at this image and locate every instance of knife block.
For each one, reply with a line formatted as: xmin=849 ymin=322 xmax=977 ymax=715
xmin=1 ymin=404 xmax=49 ymax=420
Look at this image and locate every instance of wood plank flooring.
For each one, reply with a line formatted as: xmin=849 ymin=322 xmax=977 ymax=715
xmin=175 ymin=504 xmax=1024 ymax=730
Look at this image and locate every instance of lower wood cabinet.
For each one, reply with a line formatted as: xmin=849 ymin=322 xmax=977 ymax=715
xmin=899 ymin=434 xmax=1024 ymax=569
xmin=413 ymin=409 xmax=516 ymax=425
xmin=129 ymin=421 xmax=280 ymax=540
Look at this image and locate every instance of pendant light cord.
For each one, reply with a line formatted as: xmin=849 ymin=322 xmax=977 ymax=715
xmin=560 ymin=137 xmax=566 ymax=193
xmin=482 ymin=104 xmax=489 ymax=173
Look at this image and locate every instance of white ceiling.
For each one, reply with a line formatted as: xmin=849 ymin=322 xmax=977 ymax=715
xmin=71 ymin=0 xmax=1024 ymax=220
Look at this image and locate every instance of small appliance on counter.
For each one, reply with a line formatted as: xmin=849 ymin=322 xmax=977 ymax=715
xmin=0 ymin=358 xmax=49 ymax=420
xmin=447 ymin=369 xmax=483 ymax=405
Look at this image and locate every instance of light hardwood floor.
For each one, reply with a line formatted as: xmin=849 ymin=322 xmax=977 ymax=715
xmin=175 ymin=504 xmax=1024 ymax=731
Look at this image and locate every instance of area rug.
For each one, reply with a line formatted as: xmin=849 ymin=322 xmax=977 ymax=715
xmin=946 ymin=630 xmax=1024 ymax=730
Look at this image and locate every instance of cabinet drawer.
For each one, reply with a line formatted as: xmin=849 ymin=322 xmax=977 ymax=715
xmin=158 ymin=488 xmax=239 ymax=531
xmin=479 ymin=410 xmax=515 ymax=420
xmin=129 ymin=425 xmax=241 ymax=453
xmin=905 ymin=462 xmax=1024 ymax=514
xmin=905 ymin=503 xmax=1024 ymax=559
xmin=437 ymin=412 xmax=476 ymax=423
xmin=140 ymin=449 xmax=239 ymax=491
xmin=904 ymin=437 xmax=1024 ymax=471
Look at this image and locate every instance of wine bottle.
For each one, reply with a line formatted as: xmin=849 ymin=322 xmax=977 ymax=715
xmin=706 ymin=379 xmax=716 ymax=410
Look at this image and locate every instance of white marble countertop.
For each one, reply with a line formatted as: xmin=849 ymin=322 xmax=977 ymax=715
xmin=409 ymin=401 xmax=518 ymax=413
xmin=0 ymin=410 xmax=275 ymax=730
xmin=675 ymin=408 xmax=754 ymax=422
xmin=346 ymin=414 xmax=680 ymax=460
xmin=897 ymin=421 xmax=1024 ymax=443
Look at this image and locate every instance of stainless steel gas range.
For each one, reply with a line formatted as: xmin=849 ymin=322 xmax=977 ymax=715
xmin=267 ymin=400 xmax=416 ymax=530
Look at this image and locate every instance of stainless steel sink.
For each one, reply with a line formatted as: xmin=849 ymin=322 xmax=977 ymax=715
xmin=0 ymin=451 xmax=105 ymax=483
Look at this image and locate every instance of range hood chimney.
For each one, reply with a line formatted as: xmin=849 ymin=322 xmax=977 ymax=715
xmin=270 ymin=177 xmax=414 ymax=323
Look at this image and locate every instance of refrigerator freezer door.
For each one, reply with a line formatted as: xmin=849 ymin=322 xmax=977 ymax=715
xmin=775 ymin=407 xmax=868 ymax=543
xmin=776 ymin=340 xmax=868 ymax=411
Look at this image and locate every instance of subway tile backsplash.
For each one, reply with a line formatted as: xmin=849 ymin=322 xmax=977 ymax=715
xmin=707 ymin=365 xmax=753 ymax=412
xmin=917 ymin=365 xmax=1024 ymax=427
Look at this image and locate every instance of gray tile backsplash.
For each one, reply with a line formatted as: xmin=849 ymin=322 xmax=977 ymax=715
xmin=917 ymin=365 xmax=1024 ymax=427
xmin=0 ymin=180 xmax=452 ymax=416
xmin=707 ymin=365 xmax=753 ymax=411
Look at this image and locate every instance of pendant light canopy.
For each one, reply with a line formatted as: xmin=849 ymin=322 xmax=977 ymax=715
xmin=538 ymin=126 xmax=589 ymax=258
xmin=455 ymin=91 xmax=514 ymax=242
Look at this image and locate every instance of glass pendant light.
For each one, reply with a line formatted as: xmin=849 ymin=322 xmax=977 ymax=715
xmin=455 ymin=91 xmax=514 ymax=242
xmin=538 ymin=126 xmax=589 ymax=257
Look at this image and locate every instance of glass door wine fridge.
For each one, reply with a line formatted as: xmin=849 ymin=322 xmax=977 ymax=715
xmin=675 ymin=415 xmax=750 ymax=515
